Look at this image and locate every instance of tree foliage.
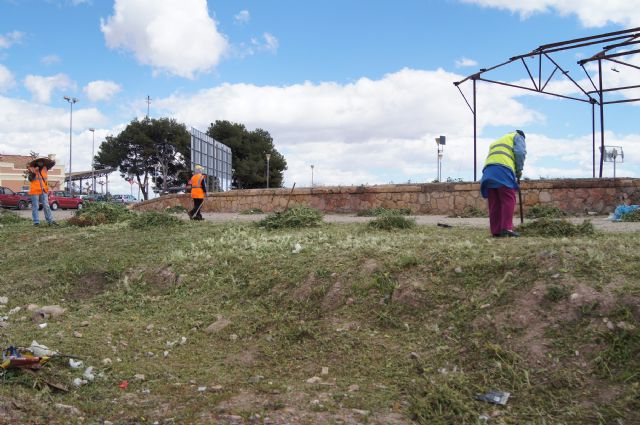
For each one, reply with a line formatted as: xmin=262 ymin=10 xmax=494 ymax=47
xmin=94 ymin=118 xmax=190 ymax=200
xmin=206 ymin=120 xmax=287 ymax=189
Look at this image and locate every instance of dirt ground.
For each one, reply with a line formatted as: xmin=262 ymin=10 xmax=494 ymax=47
xmin=14 ymin=209 xmax=640 ymax=232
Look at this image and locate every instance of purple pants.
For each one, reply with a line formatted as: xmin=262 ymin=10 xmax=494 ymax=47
xmin=487 ymin=187 xmax=516 ymax=236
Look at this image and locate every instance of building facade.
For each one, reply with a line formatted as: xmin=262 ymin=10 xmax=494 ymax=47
xmin=0 ymin=154 xmax=66 ymax=192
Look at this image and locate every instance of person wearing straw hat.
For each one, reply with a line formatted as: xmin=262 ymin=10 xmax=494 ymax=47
xmin=27 ymin=156 xmax=58 ymax=227
xmin=188 ymin=165 xmax=207 ymax=220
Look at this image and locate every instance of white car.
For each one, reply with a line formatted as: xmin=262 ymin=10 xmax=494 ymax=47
xmin=112 ymin=194 xmax=139 ymax=204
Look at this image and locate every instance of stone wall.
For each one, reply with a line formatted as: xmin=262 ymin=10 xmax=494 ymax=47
xmin=132 ymin=178 xmax=640 ymax=215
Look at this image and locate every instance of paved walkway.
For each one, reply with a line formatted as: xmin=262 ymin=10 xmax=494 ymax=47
xmin=14 ymin=209 xmax=640 ymax=232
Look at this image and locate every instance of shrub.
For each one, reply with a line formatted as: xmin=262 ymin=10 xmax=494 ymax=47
xmin=0 ymin=210 xmax=26 ymax=225
xmin=620 ymin=209 xmax=640 ymax=222
xmin=257 ymin=205 xmax=323 ymax=230
xmin=526 ymin=205 xmax=568 ymax=219
xmin=517 ymin=218 xmax=595 ymax=237
xmin=129 ymin=211 xmax=183 ymax=229
xmin=357 ymin=207 xmax=411 ymax=217
xmin=368 ymin=213 xmax=416 ymax=230
xmin=68 ymin=202 xmax=133 ymax=227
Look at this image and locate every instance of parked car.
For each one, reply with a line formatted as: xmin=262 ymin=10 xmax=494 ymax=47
xmin=111 ymin=194 xmax=138 ymax=204
xmin=48 ymin=191 xmax=84 ymax=210
xmin=81 ymin=194 xmax=106 ymax=203
xmin=0 ymin=186 xmax=30 ymax=210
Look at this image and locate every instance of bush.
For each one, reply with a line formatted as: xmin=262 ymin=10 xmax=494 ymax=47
xmin=129 ymin=211 xmax=183 ymax=229
xmin=357 ymin=207 xmax=411 ymax=217
xmin=368 ymin=213 xmax=416 ymax=230
xmin=517 ymin=218 xmax=595 ymax=237
xmin=526 ymin=205 xmax=568 ymax=219
xmin=257 ymin=205 xmax=323 ymax=230
xmin=620 ymin=209 xmax=640 ymax=222
xmin=0 ymin=210 xmax=26 ymax=225
xmin=68 ymin=202 xmax=133 ymax=227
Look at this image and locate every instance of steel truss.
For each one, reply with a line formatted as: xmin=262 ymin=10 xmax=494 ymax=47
xmin=454 ymin=27 xmax=640 ymax=181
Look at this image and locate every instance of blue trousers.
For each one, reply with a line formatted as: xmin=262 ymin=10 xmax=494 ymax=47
xmin=30 ymin=193 xmax=54 ymax=224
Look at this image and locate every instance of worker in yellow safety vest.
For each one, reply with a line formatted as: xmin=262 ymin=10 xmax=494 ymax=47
xmin=27 ymin=157 xmax=58 ymax=227
xmin=188 ymin=165 xmax=207 ymax=220
xmin=479 ymin=130 xmax=527 ymax=237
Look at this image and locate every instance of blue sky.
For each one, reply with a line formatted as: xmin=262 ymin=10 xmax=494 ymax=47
xmin=1 ymin=0 xmax=639 ymax=194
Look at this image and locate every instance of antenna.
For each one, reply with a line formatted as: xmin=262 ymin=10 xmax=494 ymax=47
xmin=146 ymin=95 xmax=152 ymax=118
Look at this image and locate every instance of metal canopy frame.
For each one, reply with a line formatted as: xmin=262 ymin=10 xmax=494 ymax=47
xmin=454 ymin=27 xmax=640 ymax=181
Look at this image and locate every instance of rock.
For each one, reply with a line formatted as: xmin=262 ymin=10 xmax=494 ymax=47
xmin=409 ymin=352 xmax=421 ymax=360
xmin=569 ymin=293 xmax=580 ymax=302
xmin=306 ymin=376 xmax=322 ymax=384
xmin=102 ymin=358 xmax=112 ymax=366
xmin=133 ymin=374 xmax=145 ymax=381
xmin=454 ymin=267 xmax=463 ymax=274
xmin=80 ymin=321 xmax=90 ymax=327
xmin=32 ymin=305 xmax=66 ymax=322
xmin=0 ymin=296 xmax=7 ymax=304
xmin=197 ymin=386 xmax=207 ymax=392
xmin=230 ymin=333 xmax=238 ymax=341
xmin=248 ymin=375 xmax=264 ymax=383
xmin=145 ymin=324 xmax=154 ymax=332
xmin=204 ymin=316 xmax=231 ymax=334
xmin=348 ymin=384 xmax=360 ymax=392
xmin=26 ymin=304 xmax=39 ymax=311
xmin=606 ymin=321 xmax=615 ymax=331
xmin=73 ymin=331 xmax=83 ymax=338
xmin=617 ymin=321 xmax=636 ymax=331
xmin=54 ymin=403 xmax=81 ymax=415
xmin=321 ymin=367 xmax=329 ymax=375
xmin=210 ymin=385 xmax=223 ymax=392
xmin=163 ymin=351 xmax=169 ymax=358
xmin=179 ymin=336 xmax=187 ymax=345
xmin=104 ymin=421 xmax=114 ymax=425
xmin=352 ymin=409 xmax=369 ymax=416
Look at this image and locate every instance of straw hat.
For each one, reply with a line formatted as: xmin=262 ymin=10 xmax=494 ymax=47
xmin=28 ymin=156 xmax=56 ymax=169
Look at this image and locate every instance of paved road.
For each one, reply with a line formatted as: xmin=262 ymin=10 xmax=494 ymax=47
xmin=12 ymin=209 xmax=639 ymax=232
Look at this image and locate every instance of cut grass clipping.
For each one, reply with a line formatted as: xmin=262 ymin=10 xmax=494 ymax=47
xmin=526 ymin=204 xmax=568 ymax=219
xmin=257 ymin=205 xmax=323 ymax=229
xmin=448 ymin=205 xmax=486 ymax=218
xmin=68 ymin=202 xmax=133 ymax=227
xmin=621 ymin=209 xmax=640 ymax=222
xmin=129 ymin=211 xmax=183 ymax=229
xmin=164 ymin=205 xmax=187 ymax=214
xmin=368 ymin=212 xmax=416 ymax=230
xmin=517 ymin=218 xmax=594 ymax=237
xmin=357 ymin=207 xmax=411 ymax=216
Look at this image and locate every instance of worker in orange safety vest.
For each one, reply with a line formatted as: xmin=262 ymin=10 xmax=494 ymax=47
xmin=27 ymin=157 xmax=58 ymax=227
xmin=188 ymin=165 xmax=207 ymax=220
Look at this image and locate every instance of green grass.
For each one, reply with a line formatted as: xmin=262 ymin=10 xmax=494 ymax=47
xmin=526 ymin=204 xmax=569 ymax=219
xmin=517 ymin=218 xmax=595 ymax=237
xmin=368 ymin=214 xmax=416 ymax=230
xmin=356 ymin=207 xmax=412 ymax=217
xmin=0 ymin=220 xmax=639 ymax=424
xmin=257 ymin=205 xmax=323 ymax=229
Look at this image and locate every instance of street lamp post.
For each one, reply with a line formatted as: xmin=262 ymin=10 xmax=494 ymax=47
xmin=64 ymin=96 xmax=78 ymax=194
xmin=311 ymin=165 xmax=314 ymax=187
xmin=89 ymin=128 xmax=95 ymax=193
xmin=265 ymin=153 xmax=271 ymax=188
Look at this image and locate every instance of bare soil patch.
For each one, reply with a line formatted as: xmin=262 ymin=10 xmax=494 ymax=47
xmin=67 ymin=271 xmax=111 ymax=301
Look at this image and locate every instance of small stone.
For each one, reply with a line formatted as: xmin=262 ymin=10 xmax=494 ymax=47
xmin=617 ymin=321 xmax=636 ymax=331
xmin=146 ymin=352 xmax=155 ymax=357
xmin=104 ymin=421 xmax=114 ymax=425
xmin=409 ymin=352 xmax=421 ymax=360
xmin=321 ymin=367 xmax=329 ymax=375
xmin=454 ymin=267 xmax=463 ymax=274
xmin=73 ymin=331 xmax=83 ymax=338
xmin=197 ymin=386 xmax=207 ymax=392
xmin=142 ymin=388 xmax=151 ymax=395
xmin=80 ymin=321 xmax=90 ymax=327
xmin=570 ymin=293 xmax=580 ymax=301
xmin=102 ymin=358 xmax=112 ymax=366
xmin=205 ymin=317 xmax=231 ymax=334
xmin=551 ymin=274 xmax=561 ymax=279
xmin=179 ymin=336 xmax=187 ymax=345
xmin=310 ymin=399 xmax=321 ymax=405
xmin=145 ymin=324 xmax=154 ymax=332
xmin=230 ymin=333 xmax=238 ymax=341
xmin=352 ymin=409 xmax=369 ymax=416
xmin=72 ymin=378 xmax=87 ymax=387
xmin=26 ymin=304 xmax=39 ymax=311
xmin=348 ymin=384 xmax=360 ymax=392
xmin=8 ymin=306 xmax=21 ymax=315
xmin=133 ymin=374 xmax=145 ymax=381
xmin=248 ymin=375 xmax=264 ymax=383
xmin=163 ymin=351 xmax=169 ymax=358
xmin=606 ymin=321 xmax=615 ymax=330
xmin=54 ymin=403 xmax=81 ymax=415
xmin=210 ymin=385 xmax=223 ymax=392
xmin=306 ymin=376 xmax=322 ymax=384
xmin=480 ymin=304 xmax=491 ymax=309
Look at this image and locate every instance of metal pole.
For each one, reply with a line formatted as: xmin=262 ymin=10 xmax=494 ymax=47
xmin=591 ymin=102 xmax=595 ymax=178
xmin=266 ymin=153 xmax=271 ymax=188
xmin=89 ymin=128 xmax=95 ymax=193
xmin=598 ymin=59 xmax=605 ymax=178
xmin=473 ymin=78 xmax=477 ymax=181
xmin=311 ymin=165 xmax=314 ymax=187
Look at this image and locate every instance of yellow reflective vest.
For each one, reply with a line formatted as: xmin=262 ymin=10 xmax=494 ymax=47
xmin=483 ymin=133 xmax=516 ymax=173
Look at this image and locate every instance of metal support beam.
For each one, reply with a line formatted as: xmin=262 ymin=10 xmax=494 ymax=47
xmin=598 ymin=59 xmax=605 ymax=178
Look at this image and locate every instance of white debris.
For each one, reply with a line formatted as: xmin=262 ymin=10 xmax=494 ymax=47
xmin=179 ymin=336 xmax=187 ymax=345
xmin=69 ymin=359 xmax=84 ymax=369
xmin=197 ymin=386 xmax=207 ymax=392
xmin=292 ymin=243 xmax=303 ymax=254
xmin=29 ymin=341 xmax=58 ymax=357
xmin=134 ymin=374 xmax=145 ymax=381
xmin=8 ymin=306 xmax=21 ymax=315
xmin=306 ymin=376 xmax=322 ymax=384
xmin=0 ymin=296 xmax=8 ymax=305
xmin=38 ymin=323 xmax=47 ymax=329
xmin=83 ymin=367 xmax=95 ymax=381
xmin=72 ymin=378 xmax=88 ymax=387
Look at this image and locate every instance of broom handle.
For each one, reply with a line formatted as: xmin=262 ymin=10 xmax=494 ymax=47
xmin=518 ymin=178 xmax=524 ymax=224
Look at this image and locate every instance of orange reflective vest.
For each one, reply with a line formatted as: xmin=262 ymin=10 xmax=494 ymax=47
xmin=28 ymin=168 xmax=49 ymax=195
xmin=190 ymin=173 xmax=205 ymax=199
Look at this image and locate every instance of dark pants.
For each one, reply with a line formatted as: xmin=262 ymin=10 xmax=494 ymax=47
xmin=190 ymin=198 xmax=204 ymax=220
xmin=487 ymin=187 xmax=516 ymax=235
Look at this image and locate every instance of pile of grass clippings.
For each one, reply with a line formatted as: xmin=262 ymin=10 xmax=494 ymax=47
xmin=0 ymin=210 xmax=27 ymax=225
xmin=357 ymin=207 xmax=412 ymax=217
xmin=620 ymin=209 xmax=640 ymax=222
xmin=165 ymin=205 xmax=187 ymax=214
xmin=129 ymin=211 xmax=183 ymax=229
xmin=257 ymin=205 xmax=323 ymax=229
xmin=240 ymin=208 xmax=265 ymax=215
xmin=68 ymin=202 xmax=133 ymax=227
xmin=517 ymin=218 xmax=595 ymax=237
xmin=368 ymin=213 xmax=416 ymax=230
xmin=526 ymin=204 xmax=568 ymax=219
xmin=448 ymin=205 xmax=486 ymax=218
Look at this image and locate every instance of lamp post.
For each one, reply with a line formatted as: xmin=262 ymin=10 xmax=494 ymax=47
xmin=64 ymin=96 xmax=78 ymax=194
xmin=265 ymin=153 xmax=271 ymax=188
xmin=435 ymin=135 xmax=446 ymax=182
xmin=311 ymin=165 xmax=314 ymax=187
xmin=89 ymin=128 xmax=95 ymax=193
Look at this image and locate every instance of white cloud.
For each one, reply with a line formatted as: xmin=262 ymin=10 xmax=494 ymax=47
xmin=83 ymin=80 xmax=122 ymax=102
xmin=0 ymin=31 xmax=25 ymax=49
xmin=100 ymin=0 xmax=229 ymax=79
xmin=235 ymin=33 xmax=280 ymax=58
xmin=461 ymin=0 xmax=640 ymax=27
xmin=41 ymin=54 xmax=61 ymax=65
xmin=234 ymin=10 xmax=250 ymax=24
xmin=262 ymin=33 xmax=279 ymax=53
xmin=455 ymin=57 xmax=478 ymax=68
xmin=24 ymin=73 xmax=76 ymax=103
xmin=0 ymin=65 xmax=15 ymax=92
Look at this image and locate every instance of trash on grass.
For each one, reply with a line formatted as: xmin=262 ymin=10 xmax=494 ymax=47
xmin=69 ymin=359 xmax=84 ymax=369
xmin=83 ymin=367 xmax=95 ymax=381
xmin=1 ymin=346 xmax=50 ymax=370
xmin=29 ymin=341 xmax=58 ymax=357
xmin=475 ymin=390 xmax=510 ymax=405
